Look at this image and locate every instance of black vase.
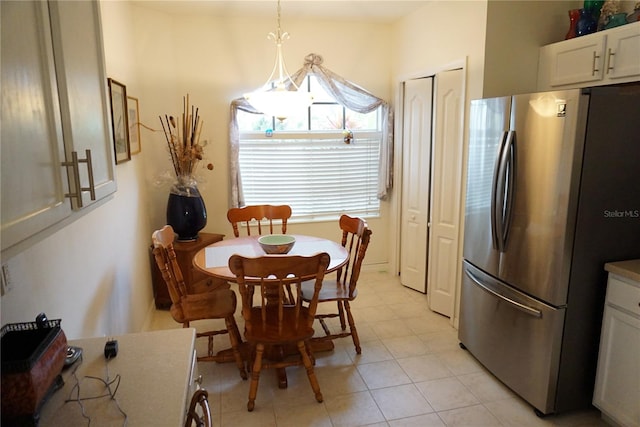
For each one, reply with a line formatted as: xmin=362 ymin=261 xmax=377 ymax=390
xmin=166 ymin=178 xmax=207 ymax=242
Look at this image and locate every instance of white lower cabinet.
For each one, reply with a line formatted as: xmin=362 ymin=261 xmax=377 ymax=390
xmin=593 ymin=265 xmax=640 ymax=427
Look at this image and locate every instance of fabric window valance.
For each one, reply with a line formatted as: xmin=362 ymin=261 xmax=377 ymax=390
xmin=229 ymin=53 xmax=394 ymax=207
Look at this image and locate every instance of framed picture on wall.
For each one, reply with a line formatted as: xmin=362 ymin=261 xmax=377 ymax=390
xmin=108 ymin=78 xmax=130 ymax=164
xmin=127 ymin=96 xmax=141 ymax=155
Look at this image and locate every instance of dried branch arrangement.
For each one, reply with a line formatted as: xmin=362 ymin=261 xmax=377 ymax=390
xmin=159 ymin=95 xmax=206 ymax=178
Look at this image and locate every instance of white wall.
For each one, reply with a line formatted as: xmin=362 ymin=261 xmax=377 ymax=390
xmin=129 ymin=4 xmax=395 ymax=267
xmin=483 ymin=0 xmax=580 ymax=98
xmin=391 ymin=1 xmax=488 ymax=100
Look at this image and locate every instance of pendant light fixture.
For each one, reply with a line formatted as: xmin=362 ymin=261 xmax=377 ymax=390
xmin=244 ymin=0 xmax=313 ymax=121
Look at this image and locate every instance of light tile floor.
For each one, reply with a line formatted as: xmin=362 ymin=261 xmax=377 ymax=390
xmin=147 ymin=271 xmax=609 ymax=427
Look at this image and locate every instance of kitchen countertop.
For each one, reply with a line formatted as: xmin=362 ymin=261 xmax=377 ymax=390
xmin=38 ymin=328 xmax=195 ymax=426
xmin=604 ymin=259 xmax=640 ymax=282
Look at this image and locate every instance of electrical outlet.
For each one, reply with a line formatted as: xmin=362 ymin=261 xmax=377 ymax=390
xmin=1 ymin=264 xmax=12 ymax=295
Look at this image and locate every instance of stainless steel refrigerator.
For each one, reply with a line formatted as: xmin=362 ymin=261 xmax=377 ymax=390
xmin=459 ymin=83 xmax=640 ymax=416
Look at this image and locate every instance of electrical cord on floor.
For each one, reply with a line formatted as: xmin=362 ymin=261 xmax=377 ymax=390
xmin=64 ymin=351 xmax=128 ymax=426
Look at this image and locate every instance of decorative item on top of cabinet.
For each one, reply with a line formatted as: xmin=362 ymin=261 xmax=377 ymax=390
xmin=0 ymin=0 xmax=116 ymax=255
xmin=149 ymin=232 xmax=227 ymax=309
xmin=598 ymin=0 xmax=621 ymax=30
xmin=159 ymin=96 xmax=212 ymax=242
xmin=584 ymin=0 xmax=605 ymax=22
xmin=576 ymin=8 xmax=598 ymax=36
xmin=605 ymin=12 xmax=630 ymax=28
xmin=537 ymin=21 xmax=640 ymax=90
xmin=627 ymin=2 xmax=640 ymax=22
xmin=167 ymin=177 xmax=207 ymax=242
xmin=566 ymin=9 xmax=581 ymax=39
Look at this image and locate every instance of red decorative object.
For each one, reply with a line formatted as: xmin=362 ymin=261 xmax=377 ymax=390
xmin=566 ymin=9 xmax=581 ymax=39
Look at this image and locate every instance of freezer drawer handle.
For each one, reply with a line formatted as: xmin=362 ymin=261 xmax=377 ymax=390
xmin=465 ymin=268 xmax=542 ymax=318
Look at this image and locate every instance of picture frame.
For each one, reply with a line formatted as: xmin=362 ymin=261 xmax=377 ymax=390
xmin=107 ymin=78 xmax=130 ymax=164
xmin=127 ymin=96 xmax=141 ymax=155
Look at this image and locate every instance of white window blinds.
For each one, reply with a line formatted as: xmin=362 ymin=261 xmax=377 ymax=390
xmin=239 ymin=133 xmax=381 ymax=220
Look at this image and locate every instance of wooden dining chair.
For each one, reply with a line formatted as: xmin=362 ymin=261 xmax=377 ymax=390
xmin=152 ymin=225 xmax=247 ymax=380
xmin=228 ymin=252 xmax=331 ymax=412
xmin=301 ymin=215 xmax=372 ymax=354
xmin=226 ymin=204 xmax=292 ymax=237
xmin=184 ymin=388 xmax=211 ymax=427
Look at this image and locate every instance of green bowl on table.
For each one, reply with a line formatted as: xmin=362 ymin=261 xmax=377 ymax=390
xmin=258 ymin=234 xmax=296 ymax=254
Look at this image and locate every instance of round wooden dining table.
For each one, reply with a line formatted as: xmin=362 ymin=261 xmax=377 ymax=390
xmin=192 ymin=234 xmax=349 ymax=389
xmin=192 ymin=234 xmax=349 ymax=280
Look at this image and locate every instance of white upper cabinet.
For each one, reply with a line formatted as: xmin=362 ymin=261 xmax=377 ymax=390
xmin=537 ymin=22 xmax=640 ymax=90
xmin=1 ymin=1 xmax=72 ymax=251
xmin=606 ymin=22 xmax=640 ymax=80
xmin=1 ymin=0 xmax=116 ymax=254
xmin=49 ymin=0 xmax=116 ymax=208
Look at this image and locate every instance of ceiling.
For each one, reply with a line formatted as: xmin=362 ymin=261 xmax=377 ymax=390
xmin=133 ymin=0 xmax=430 ymax=23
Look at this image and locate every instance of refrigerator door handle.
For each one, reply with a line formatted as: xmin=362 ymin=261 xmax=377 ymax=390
xmin=491 ymin=131 xmax=509 ymax=251
xmin=494 ymin=131 xmax=513 ymax=252
xmin=465 ymin=268 xmax=543 ymax=318
xmin=501 ymin=130 xmax=517 ymax=249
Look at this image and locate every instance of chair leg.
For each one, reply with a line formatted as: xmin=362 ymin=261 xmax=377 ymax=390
xmin=344 ymin=301 xmax=361 ymax=354
xmin=337 ymin=301 xmax=346 ymax=330
xmin=297 ymin=341 xmax=323 ymax=403
xmin=225 ymin=316 xmax=247 ymax=380
xmin=229 ymin=314 xmax=244 ymax=345
xmin=304 ymin=340 xmax=316 ymax=366
xmin=247 ymin=343 xmax=264 ymax=412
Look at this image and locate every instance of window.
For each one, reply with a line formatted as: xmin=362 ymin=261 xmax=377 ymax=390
xmin=237 ymin=76 xmax=382 ymax=221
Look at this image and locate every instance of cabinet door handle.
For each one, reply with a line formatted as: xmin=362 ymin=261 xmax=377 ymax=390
xmin=79 ymin=149 xmax=96 ymax=201
xmin=592 ymin=51 xmax=600 ymax=76
xmin=606 ymin=48 xmax=615 ymax=74
xmin=61 ymin=149 xmax=96 ymax=207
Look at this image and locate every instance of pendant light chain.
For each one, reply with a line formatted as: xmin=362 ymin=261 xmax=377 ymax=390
xmin=269 ymin=0 xmax=289 ymax=46
xmin=244 ymin=0 xmax=313 ymax=120
xmin=276 ymin=0 xmax=282 ymax=40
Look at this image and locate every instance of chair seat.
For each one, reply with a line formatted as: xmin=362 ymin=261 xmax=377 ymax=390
xmin=244 ymin=306 xmax=315 ymax=344
xmin=300 ymin=279 xmax=357 ymax=302
xmin=172 ymin=288 xmax=237 ymax=324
